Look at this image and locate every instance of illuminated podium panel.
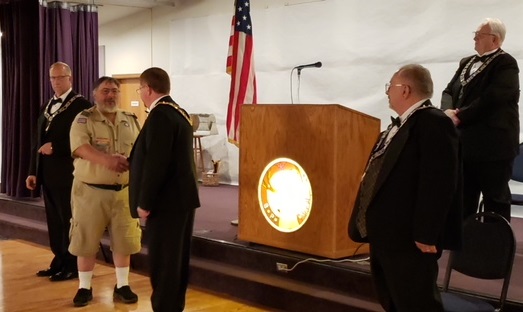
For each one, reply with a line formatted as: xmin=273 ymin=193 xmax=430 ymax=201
xmin=238 ymin=104 xmax=380 ymax=259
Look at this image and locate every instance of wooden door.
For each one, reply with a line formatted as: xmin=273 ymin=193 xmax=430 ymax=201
xmin=113 ymin=74 xmax=147 ymax=126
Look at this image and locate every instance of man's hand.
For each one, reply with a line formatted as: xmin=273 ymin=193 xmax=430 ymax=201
xmin=415 ymin=241 xmax=438 ymax=254
xmin=444 ymin=109 xmax=461 ymax=126
xmin=105 ymin=154 xmax=129 ymax=173
xmin=38 ymin=142 xmax=53 ymax=155
xmin=26 ymin=175 xmax=37 ymax=190
xmin=137 ymin=207 xmax=150 ymax=220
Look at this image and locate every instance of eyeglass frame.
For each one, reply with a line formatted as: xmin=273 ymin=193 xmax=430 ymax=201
xmin=99 ymin=88 xmax=120 ymax=96
xmin=473 ymin=31 xmax=496 ymax=38
xmin=385 ymin=83 xmax=407 ymax=93
xmin=50 ymin=75 xmax=71 ymax=81
xmin=136 ymin=85 xmax=147 ymax=94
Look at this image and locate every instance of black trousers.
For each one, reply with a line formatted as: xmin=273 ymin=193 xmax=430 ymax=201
xmin=147 ymin=209 xmax=195 ymax=312
xmin=42 ymin=184 xmax=77 ymax=272
xmin=462 ymin=158 xmax=513 ymax=221
xmin=370 ymin=245 xmax=443 ymax=312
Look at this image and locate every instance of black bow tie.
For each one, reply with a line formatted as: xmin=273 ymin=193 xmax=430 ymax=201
xmin=475 ymin=55 xmax=489 ymax=63
xmin=390 ymin=116 xmax=401 ymax=127
xmin=50 ymin=98 xmax=62 ymax=105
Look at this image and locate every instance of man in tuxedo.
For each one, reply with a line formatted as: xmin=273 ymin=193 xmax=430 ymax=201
xmin=441 ymin=18 xmax=520 ymax=221
xmin=26 ymin=62 xmax=91 ymax=281
xmin=349 ymin=64 xmax=462 ymax=312
xmin=130 ymin=67 xmax=200 ymax=312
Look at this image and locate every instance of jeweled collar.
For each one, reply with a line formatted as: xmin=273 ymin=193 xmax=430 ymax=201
xmin=459 ymin=49 xmax=504 ymax=87
xmin=43 ymin=94 xmax=81 ymax=131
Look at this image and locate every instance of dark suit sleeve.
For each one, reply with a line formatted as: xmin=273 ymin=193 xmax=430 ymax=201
xmin=413 ymin=112 xmax=459 ymax=245
xmin=51 ymin=97 xmax=92 ymax=156
xmin=456 ymin=56 xmax=520 ymax=127
xmin=137 ymin=111 xmax=177 ymax=212
xmin=441 ymin=58 xmax=470 ymax=110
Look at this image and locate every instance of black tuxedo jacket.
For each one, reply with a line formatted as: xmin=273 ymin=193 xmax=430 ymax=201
xmin=28 ymin=91 xmax=92 ymax=188
xmin=129 ymin=96 xmax=200 ymax=218
xmin=349 ymin=103 xmax=462 ymax=251
xmin=441 ymin=50 xmax=520 ymax=161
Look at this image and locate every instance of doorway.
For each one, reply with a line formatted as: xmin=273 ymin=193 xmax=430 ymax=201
xmin=113 ymin=74 xmax=147 ymax=126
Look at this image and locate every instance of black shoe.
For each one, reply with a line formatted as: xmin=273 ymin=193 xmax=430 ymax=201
xmin=36 ymin=268 xmax=60 ymax=277
xmin=113 ymin=285 xmax=138 ymax=304
xmin=73 ymin=288 xmax=93 ymax=307
xmin=50 ymin=270 xmax=78 ymax=282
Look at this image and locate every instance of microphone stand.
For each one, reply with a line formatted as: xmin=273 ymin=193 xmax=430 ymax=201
xmin=296 ymin=68 xmax=302 ymax=104
xmin=290 ymin=67 xmax=302 ymax=104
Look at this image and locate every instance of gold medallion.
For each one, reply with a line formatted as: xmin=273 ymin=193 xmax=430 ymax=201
xmin=258 ymin=158 xmax=313 ymax=233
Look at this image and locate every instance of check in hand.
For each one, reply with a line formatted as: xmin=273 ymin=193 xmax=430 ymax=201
xmin=415 ymin=241 xmax=438 ymax=254
xmin=107 ymin=154 xmax=129 ymax=173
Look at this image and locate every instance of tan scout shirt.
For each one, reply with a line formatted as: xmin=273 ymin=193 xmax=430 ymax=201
xmin=70 ymin=106 xmax=140 ymax=184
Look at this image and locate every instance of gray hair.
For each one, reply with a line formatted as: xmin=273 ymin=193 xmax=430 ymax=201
xmin=49 ymin=62 xmax=72 ymax=75
xmin=481 ymin=18 xmax=506 ymax=44
xmin=396 ymin=64 xmax=433 ymax=98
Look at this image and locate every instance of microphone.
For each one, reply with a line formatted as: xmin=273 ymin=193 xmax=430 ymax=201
xmin=295 ymin=61 xmax=322 ymax=70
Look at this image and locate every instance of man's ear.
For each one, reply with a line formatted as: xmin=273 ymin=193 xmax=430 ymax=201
xmin=403 ymin=85 xmax=411 ymax=98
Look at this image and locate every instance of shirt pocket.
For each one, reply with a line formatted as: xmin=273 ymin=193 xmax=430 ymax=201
xmin=93 ymin=137 xmax=111 ymax=154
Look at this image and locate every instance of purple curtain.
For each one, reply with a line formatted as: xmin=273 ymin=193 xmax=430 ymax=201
xmin=0 ymin=0 xmax=98 ymax=197
xmin=0 ymin=0 xmax=41 ymax=197
xmin=40 ymin=1 xmax=98 ymax=102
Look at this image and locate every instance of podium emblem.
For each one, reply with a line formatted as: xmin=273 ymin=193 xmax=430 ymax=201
xmin=258 ymin=158 xmax=313 ymax=233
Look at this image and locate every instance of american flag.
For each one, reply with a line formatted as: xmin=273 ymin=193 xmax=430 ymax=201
xmin=226 ymin=0 xmax=257 ymax=146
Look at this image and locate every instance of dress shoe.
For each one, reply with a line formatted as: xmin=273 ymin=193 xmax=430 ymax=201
xmin=49 ymin=270 xmax=78 ymax=282
xmin=73 ymin=288 xmax=93 ymax=307
xmin=113 ymin=285 xmax=138 ymax=303
xmin=36 ymin=268 xmax=59 ymax=277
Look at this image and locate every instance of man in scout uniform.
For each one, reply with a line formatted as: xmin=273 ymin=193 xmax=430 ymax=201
xmin=68 ymin=76 xmax=142 ymax=307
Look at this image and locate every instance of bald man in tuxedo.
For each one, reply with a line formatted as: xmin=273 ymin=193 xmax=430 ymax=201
xmin=349 ymin=64 xmax=462 ymax=312
xmin=26 ymin=62 xmax=91 ymax=281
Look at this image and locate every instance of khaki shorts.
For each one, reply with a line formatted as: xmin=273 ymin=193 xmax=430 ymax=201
xmin=69 ymin=179 xmax=142 ymax=257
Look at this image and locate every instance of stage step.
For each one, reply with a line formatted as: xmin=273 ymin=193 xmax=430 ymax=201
xmin=190 ymin=236 xmax=378 ymax=306
xmin=1 ymin=196 xmax=523 ymax=312
xmin=190 ymin=257 xmax=382 ymax=312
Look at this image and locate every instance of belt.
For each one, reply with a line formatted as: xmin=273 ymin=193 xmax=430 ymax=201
xmin=85 ymin=183 xmax=128 ymax=191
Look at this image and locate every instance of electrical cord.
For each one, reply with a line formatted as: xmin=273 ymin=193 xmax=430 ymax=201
xmin=278 ymin=243 xmax=370 ymax=273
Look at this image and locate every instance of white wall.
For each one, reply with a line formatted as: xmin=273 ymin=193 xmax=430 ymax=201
xmin=99 ymin=0 xmax=523 ymax=185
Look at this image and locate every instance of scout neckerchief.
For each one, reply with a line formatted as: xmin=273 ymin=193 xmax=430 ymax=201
xmin=156 ymin=101 xmax=193 ymax=126
xmin=44 ymin=94 xmax=81 ymax=132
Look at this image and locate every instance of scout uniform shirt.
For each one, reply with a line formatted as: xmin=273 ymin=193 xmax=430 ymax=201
xmin=70 ymin=106 xmax=141 ymax=184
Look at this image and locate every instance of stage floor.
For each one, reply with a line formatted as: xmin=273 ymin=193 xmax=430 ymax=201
xmin=1 ymin=183 xmax=522 ymax=309
xmin=195 ymin=184 xmax=523 ymax=305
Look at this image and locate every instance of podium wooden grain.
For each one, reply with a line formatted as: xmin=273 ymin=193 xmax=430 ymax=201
xmin=238 ymin=104 xmax=380 ymax=258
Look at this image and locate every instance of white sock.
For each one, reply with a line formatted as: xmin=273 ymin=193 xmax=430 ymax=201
xmin=115 ymin=267 xmax=130 ymax=288
xmin=78 ymin=271 xmax=93 ymax=290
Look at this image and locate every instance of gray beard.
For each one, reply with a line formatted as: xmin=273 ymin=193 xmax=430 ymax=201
xmin=97 ymin=103 xmax=117 ymax=113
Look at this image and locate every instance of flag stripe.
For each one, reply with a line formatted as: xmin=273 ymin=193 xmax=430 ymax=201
xmin=226 ymin=0 xmax=256 ymax=145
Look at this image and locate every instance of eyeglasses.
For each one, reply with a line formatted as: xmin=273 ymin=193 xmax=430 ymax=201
xmin=136 ymin=85 xmax=147 ymax=94
xmin=50 ymin=75 xmax=70 ymax=81
xmin=100 ymin=88 xmax=120 ymax=95
xmin=385 ymin=83 xmax=407 ymax=93
xmin=473 ymin=31 xmax=496 ymax=38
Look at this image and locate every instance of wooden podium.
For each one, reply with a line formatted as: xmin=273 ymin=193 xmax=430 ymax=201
xmin=238 ymin=104 xmax=380 ymax=258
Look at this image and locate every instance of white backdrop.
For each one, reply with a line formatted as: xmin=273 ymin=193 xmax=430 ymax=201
xmin=169 ymin=0 xmax=523 ymax=184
